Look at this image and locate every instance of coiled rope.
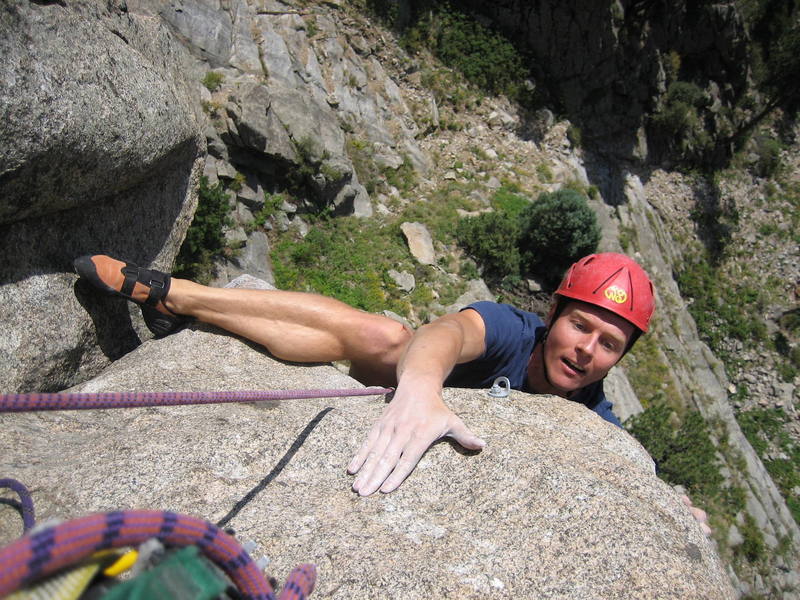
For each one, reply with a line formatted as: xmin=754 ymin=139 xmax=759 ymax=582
xmin=0 ymin=478 xmax=35 ymax=533
xmin=0 ymin=387 xmax=392 ymax=413
xmin=0 ymin=507 xmax=315 ymax=599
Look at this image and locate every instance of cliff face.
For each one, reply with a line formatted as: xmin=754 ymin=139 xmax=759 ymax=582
xmin=0 ymin=0 xmax=797 ymax=597
xmin=458 ymin=0 xmax=750 ymax=165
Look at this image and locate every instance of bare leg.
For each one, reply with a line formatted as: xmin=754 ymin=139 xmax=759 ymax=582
xmin=164 ymin=279 xmax=412 ymax=386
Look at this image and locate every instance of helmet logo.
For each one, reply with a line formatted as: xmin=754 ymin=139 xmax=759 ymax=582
xmin=604 ymin=285 xmax=628 ymax=304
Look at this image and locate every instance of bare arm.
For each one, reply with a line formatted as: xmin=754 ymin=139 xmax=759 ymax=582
xmin=348 ymin=309 xmax=487 ymax=496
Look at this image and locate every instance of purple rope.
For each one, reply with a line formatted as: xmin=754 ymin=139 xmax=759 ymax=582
xmin=0 ymin=509 xmax=316 ymax=599
xmin=0 ymin=387 xmax=392 ymax=413
xmin=0 ymin=478 xmax=35 ymax=533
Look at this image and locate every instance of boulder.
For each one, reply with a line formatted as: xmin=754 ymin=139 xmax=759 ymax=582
xmin=213 ymin=231 xmax=276 ymax=287
xmin=1 ymin=320 xmax=734 ymax=598
xmin=401 ymin=222 xmax=436 ymax=266
xmin=0 ymin=1 xmax=205 ymax=393
xmin=445 ymin=279 xmax=495 ymax=313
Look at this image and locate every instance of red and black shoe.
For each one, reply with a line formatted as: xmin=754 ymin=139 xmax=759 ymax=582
xmin=73 ymin=255 xmax=190 ymax=337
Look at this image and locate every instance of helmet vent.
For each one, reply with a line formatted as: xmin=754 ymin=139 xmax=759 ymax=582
xmin=590 ymin=266 xmax=624 ymax=296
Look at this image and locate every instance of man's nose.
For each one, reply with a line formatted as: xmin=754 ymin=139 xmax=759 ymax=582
xmin=576 ymin=334 xmax=596 ymax=357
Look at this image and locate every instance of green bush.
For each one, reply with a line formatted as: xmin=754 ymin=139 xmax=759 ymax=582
xmin=736 ymin=512 xmax=767 ymax=565
xmin=383 ymin=154 xmax=417 ymax=194
xmin=517 ymin=189 xmax=601 ymax=284
xmin=173 ymin=177 xmax=233 ymax=284
xmin=650 ymin=80 xmax=713 ymax=163
xmin=456 ymin=211 xmax=520 ymax=280
xmin=401 ymin=3 xmax=530 ymax=101
xmin=751 ymin=135 xmax=782 ymax=177
xmin=665 ymin=81 xmax=708 ymax=107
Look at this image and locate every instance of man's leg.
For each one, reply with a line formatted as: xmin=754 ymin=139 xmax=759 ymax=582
xmin=79 ymin=255 xmax=411 ymax=386
xmin=165 ymin=279 xmax=412 ymax=386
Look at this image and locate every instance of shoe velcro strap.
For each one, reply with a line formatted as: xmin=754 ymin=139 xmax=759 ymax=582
xmin=144 ymin=270 xmax=170 ymax=307
xmin=120 ymin=265 xmax=139 ymax=299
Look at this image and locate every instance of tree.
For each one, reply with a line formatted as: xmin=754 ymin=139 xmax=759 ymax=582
xmin=518 ymin=189 xmax=601 ymax=285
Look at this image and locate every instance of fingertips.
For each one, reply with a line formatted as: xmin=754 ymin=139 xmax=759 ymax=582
xmin=464 ymin=435 xmax=486 ymax=450
xmin=347 ymin=453 xmax=365 ymax=475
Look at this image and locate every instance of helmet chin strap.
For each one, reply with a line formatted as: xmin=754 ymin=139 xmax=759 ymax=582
xmin=536 ymin=327 xmax=559 ymax=391
xmin=540 ymin=329 xmax=553 ymax=386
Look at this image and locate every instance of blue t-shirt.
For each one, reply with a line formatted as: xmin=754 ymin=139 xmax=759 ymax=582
xmin=445 ymin=301 xmax=621 ymax=427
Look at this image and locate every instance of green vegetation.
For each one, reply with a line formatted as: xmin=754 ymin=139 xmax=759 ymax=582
xmin=536 ymin=162 xmax=554 ymax=183
xmin=490 ymin=185 xmax=529 ymax=219
xmin=246 ymin=192 xmax=285 ymax=234
xmin=750 ymin=135 xmax=783 ymax=178
xmin=739 ymin=0 xmax=800 ymax=116
xmin=202 ymin=71 xmax=224 ymax=92
xmin=268 ymin=177 xmax=478 ymax=318
xmin=305 ymin=16 xmax=318 ymax=38
xmin=456 ymin=212 xmax=520 ymax=280
xmin=383 ymin=154 xmax=417 ymax=194
xmin=173 ymin=177 xmax=234 ymax=284
xmin=676 ymin=256 xmax=768 ymax=363
xmin=517 ymin=189 xmax=600 ymax=285
xmin=737 ymin=407 xmax=800 ymax=524
xmin=625 ymin=402 xmax=747 ymax=520
xmin=566 ymin=124 xmax=582 ymax=148
xmin=346 ymin=138 xmax=418 ymax=196
xmin=624 ymin=334 xmax=680 ymax=409
xmin=270 ymin=210 xmax=468 ymax=316
xmin=650 ymin=80 xmax=713 ymax=163
xmin=628 ymin=404 xmax=722 ymax=497
xmin=272 ymin=217 xmax=410 ymax=313
xmin=625 ymin=401 xmax=758 ymax=563
xmin=455 ymin=187 xmax=599 ymax=285
xmin=361 ymin=1 xmax=536 ymax=108
xmin=402 ymin=180 xmax=477 ymax=244
xmin=401 ymin=3 xmax=530 ymax=101
xmin=618 ymin=223 xmax=636 ymax=252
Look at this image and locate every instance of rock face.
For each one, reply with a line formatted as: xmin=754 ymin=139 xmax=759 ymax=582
xmin=461 ymin=0 xmax=748 ymax=163
xmin=0 ymin=323 xmax=734 ymax=599
xmin=152 ymin=0 xmax=425 ymax=230
xmin=0 ymin=1 xmax=205 ymax=392
xmin=619 ymin=170 xmax=800 ymax=596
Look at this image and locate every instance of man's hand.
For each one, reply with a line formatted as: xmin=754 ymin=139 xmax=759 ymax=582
xmin=347 ymin=386 xmax=485 ymax=496
xmin=681 ymin=494 xmax=712 ymax=537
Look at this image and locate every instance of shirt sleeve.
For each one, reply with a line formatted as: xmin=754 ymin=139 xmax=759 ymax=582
xmin=593 ymin=398 xmax=622 ymax=428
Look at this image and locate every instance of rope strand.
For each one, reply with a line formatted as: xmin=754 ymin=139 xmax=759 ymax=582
xmin=0 ymin=387 xmax=392 ymax=413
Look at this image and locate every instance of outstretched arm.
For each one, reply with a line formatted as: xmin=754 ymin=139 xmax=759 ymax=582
xmin=348 ymin=309 xmax=488 ymax=496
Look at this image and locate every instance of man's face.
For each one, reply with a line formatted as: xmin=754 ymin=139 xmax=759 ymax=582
xmin=541 ymin=301 xmax=635 ymax=394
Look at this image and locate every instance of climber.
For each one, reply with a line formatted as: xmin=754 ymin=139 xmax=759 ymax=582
xmin=74 ymin=252 xmax=651 ymax=495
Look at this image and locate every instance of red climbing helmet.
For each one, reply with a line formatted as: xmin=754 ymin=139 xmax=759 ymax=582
xmin=555 ymin=253 xmax=655 ymax=333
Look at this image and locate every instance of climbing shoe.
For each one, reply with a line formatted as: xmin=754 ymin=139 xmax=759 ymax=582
xmin=73 ymin=255 xmax=190 ymax=337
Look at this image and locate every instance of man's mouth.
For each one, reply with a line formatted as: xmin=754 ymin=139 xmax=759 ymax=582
xmin=562 ymin=357 xmax=586 ymax=374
